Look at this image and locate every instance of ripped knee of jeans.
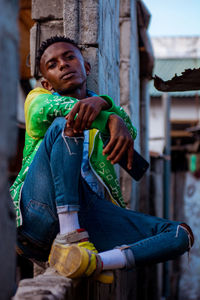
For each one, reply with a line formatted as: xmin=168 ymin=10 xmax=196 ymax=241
xmin=176 ymin=223 xmax=194 ymax=250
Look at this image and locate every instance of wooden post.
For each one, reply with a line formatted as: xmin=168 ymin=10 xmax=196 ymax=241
xmin=0 ymin=0 xmax=19 ymax=298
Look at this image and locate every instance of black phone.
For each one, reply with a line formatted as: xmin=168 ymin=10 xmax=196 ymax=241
xmin=103 ymin=139 xmax=149 ymax=181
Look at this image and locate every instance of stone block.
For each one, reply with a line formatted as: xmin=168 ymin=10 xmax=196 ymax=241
xmin=63 ymin=0 xmax=79 ymax=42
xmin=120 ymin=61 xmax=130 ymax=106
xmin=63 ymin=0 xmax=98 ymax=45
xmin=120 ymin=0 xmax=130 ymax=18
xmin=30 ymin=21 xmax=64 ymax=77
xmin=39 ymin=21 xmax=64 ymax=45
xmin=79 ymin=0 xmax=98 ymax=44
xmin=32 ymin=0 xmax=63 ymax=20
xmin=120 ymin=18 xmax=131 ymax=107
xmin=120 ymin=19 xmax=130 ymax=60
xmin=82 ymin=46 xmax=99 ymax=93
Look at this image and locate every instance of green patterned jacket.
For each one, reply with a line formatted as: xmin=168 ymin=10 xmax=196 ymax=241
xmin=10 ymin=87 xmax=137 ymax=227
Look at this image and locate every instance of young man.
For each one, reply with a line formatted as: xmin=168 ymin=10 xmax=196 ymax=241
xmin=11 ymin=36 xmax=194 ymax=283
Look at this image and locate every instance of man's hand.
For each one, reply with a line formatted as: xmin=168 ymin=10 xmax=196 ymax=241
xmin=103 ymin=114 xmax=134 ymax=170
xmin=66 ymin=96 xmax=110 ymax=133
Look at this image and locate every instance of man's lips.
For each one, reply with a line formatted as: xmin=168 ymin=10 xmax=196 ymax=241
xmin=60 ymin=72 xmax=75 ymax=80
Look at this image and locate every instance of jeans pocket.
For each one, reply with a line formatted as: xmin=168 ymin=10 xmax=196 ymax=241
xmin=22 ymin=199 xmax=59 ymax=245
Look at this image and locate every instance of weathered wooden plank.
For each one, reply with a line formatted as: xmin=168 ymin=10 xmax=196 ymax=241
xmin=14 ymin=267 xmax=138 ymax=300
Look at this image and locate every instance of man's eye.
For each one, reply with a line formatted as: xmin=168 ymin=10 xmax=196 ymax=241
xmin=65 ymin=55 xmax=75 ymax=60
xmin=48 ymin=63 xmax=56 ymax=69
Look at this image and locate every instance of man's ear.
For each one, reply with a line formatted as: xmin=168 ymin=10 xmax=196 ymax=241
xmin=84 ymin=61 xmax=91 ymax=76
xmin=41 ymin=78 xmax=54 ymax=91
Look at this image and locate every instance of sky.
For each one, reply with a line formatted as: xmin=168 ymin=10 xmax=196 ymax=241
xmin=143 ymin=0 xmax=200 ymax=37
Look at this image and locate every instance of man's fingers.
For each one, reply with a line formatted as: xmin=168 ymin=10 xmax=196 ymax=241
xmin=107 ymin=140 xmax=129 ymax=164
xmin=102 ymin=139 xmax=115 ymax=155
xmin=103 ymin=137 xmax=134 ymax=166
xmin=84 ymin=111 xmax=99 ymax=129
xmin=67 ymin=98 xmax=104 ymax=132
xmin=103 ymin=137 xmax=128 ymax=162
xmin=68 ymin=103 xmax=100 ymax=132
xmin=69 ymin=103 xmax=89 ymax=132
xmin=127 ymin=145 xmax=134 ymax=170
xmin=73 ymin=108 xmax=85 ymax=132
xmin=73 ymin=106 xmax=97 ymax=131
xmin=67 ymin=102 xmax=80 ymax=127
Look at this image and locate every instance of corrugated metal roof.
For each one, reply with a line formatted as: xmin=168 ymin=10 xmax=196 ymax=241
xmin=150 ymin=58 xmax=200 ymax=96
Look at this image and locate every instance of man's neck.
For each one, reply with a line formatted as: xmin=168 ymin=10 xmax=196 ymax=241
xmin=59 ymin=87 xmax=87 ymax=100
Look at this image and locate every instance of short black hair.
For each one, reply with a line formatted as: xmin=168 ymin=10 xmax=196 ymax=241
xmin=36 ymin=35 xmax=82 ymax=70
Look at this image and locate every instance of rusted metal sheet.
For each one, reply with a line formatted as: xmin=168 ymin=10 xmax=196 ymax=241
xmin=154 ymin=68 xmax=200 ymax=92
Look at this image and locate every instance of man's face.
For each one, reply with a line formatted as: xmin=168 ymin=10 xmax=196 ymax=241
xmin=40 ymin=42 xmax=90 ymax=95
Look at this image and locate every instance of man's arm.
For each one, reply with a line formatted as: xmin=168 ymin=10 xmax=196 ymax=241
xmin=65 ymin=94 xmax=136 ymax=169
xmin=26 ymin=88 xmax=136 ymax=169
xmin=25 ymin=88 xmax=112 ymax=139
xmin=66 ymin=96 xmax=110 ymax=133
xmin=66 ymin=93 xmax=137 ymax=140
xmin=99 ymin=95 xmax=137 ymax=140
xmin=103 ymin=114 xmax=134 ymax=170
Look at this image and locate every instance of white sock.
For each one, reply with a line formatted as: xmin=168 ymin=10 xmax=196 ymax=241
xmin=58 ymin=211 xmax=80 ymax=235
xmin=99 ymin=249 xmax=126 ymax=270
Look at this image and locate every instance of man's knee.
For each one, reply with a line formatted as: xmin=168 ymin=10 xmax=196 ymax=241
xmin=45 ymin=117 xmax=84 ymax=150
xmin=170 ymin=223 xmax=194 ymax=257
xmin=179 ymin=223 xmax=194 ymax=249
xmin=45 ymin=117 xmax=66 ymax=138
xmin=51 ymin=117 xmax=66 ymax=130
xmin=48 ymin=117 xmax=83 ymax=138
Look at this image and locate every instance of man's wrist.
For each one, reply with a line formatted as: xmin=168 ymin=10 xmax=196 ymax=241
xmin=107 ymin=114 xmax=120 ymax=130
xmin=99 ymin=97 xmax=110 ymax=110
xmin=107 ymin=113 xmax=119 ymax=122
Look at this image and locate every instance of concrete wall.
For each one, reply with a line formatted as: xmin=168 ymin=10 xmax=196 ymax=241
xmin=119 ymin=0 xmax=140 ymax=207
xmin=0 ymin=0 xmax=19 ymax=298
xmin=98 ymin=0 xmax=120 ymax=104
xmin=31 ymin=0 xmax=122 ymax=101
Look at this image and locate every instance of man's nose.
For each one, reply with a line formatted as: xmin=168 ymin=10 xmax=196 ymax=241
xmin=59 ymin=59 xmax=69 ymax=70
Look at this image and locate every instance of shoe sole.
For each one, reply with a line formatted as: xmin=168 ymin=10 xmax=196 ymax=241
xmin=49 ymin=244 xmax=90 ymax=278
xmin=49 ymin=244 xmax=114 ymax=284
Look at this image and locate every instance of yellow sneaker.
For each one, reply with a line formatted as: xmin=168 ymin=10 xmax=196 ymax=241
xmin=49 ymin=229 xmax=114 ymax=284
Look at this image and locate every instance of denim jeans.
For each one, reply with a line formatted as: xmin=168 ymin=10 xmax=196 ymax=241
xmin=18 ymin=117 xmax=190 ymax=266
